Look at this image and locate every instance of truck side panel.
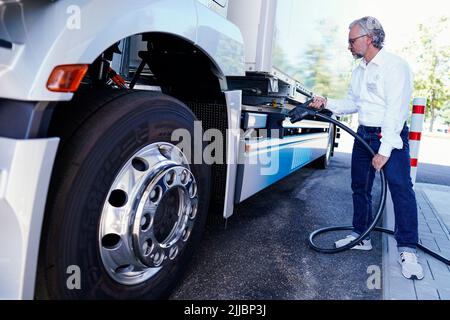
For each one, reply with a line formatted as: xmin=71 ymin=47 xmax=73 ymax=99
xmin=236 ymin=133 xmax=328 ymax=202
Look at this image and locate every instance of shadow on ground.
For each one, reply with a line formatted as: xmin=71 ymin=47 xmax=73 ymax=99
xmin=171 ymin=152 xmax=383 ymax=300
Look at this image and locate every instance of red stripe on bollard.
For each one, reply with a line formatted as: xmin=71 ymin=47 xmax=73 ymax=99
xmin=411 ymin=158 xmax=418 ymax=167
xmin=413 ymin=105 xmax=425 ymax=114
xmin=409 ymin=132 xmax=422 ymax=141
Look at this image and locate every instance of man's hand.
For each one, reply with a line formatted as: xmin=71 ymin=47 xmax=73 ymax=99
xmin=310 ymin=96 xmax=327 ymax=110
xmin=372 ymin=154 xmax=389 ymax=171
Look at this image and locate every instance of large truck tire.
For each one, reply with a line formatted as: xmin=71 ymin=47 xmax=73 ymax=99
xmin=37 ymin=90 xmax=210 ymax=299
xmin=311 ymin=123 xmax=335 ymax=170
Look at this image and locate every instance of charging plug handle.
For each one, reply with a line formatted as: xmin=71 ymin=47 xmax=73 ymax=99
xmin=288 ymin=100 xmax=332 ymax=123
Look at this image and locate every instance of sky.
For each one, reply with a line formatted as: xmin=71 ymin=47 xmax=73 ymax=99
xmin=274 ymin=0 xmax=450 ymax=73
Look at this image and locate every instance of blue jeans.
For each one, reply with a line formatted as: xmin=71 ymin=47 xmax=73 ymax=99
xmin=351 ymin=124 xmax=418 ymax=249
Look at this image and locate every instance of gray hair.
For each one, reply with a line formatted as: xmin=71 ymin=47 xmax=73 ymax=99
xmin=349 ymin=16 xmax=385 ymax=49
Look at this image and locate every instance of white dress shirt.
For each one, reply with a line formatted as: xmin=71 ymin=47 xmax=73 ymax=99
xmin=327 ymin=48 xmax=413 ymax=157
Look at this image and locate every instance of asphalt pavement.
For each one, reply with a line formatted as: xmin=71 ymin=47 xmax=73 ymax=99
xmin=170 ymin=150 xmax=383 ymax=300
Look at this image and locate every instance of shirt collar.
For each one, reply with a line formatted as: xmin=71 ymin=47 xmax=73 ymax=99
xmin=359 ymin=47 xmax=386 ymax=68
xmin=370 ymin=47 xmax=386 ymax=66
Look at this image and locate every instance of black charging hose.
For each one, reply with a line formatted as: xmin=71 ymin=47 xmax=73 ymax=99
xmin=288 ymin=101 xmax=450 ymax=265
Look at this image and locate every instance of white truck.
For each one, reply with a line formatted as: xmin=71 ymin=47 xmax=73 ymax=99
xmin=0 ymin=0 xmax=336 ymax=299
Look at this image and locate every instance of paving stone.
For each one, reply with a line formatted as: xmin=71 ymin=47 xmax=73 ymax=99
xmin=427 ymin=223 xmax=446 ymax=233
xmin=415 ymin=278 xmax=437 ymax=289
xmin=427 ymin=258 xmax=450 ymax=275
xmin=431 ymin=271 xmax=450 ymax=286
xmin=415 ymin=285 xmax=440 ymax=300
xmin=433 ymin=234 xmax=450 ymax=242
xmin=419 ymin=226 xmax=432 ymax=234
xmin=435 ymin=238 xmax=450 ymax=252
xmin=388 ymin=276 xmax=417 ymax=300
xmin=428 ymin=230 xmax=450 ymax=238
xmin=438 ymin=288 xmax=450 ymax=300
xmin=419 ymin=234 xmax=438 ymax=242
xmin=422 ymin=262 xmax=434 ymax=280
xmin=384 ymin=184 xmax=450 ymax=301
xmin=420 ymin=239 xmax=440 ymax=252
xmin=439 ymin=248 xmax=450 ymax=259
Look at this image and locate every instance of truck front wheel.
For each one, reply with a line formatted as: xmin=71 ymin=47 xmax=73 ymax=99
xmin=37 ymin=90 xmax=210 ymax=299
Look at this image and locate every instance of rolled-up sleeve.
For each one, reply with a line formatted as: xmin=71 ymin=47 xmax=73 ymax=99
xmin=378 ymin=61 xmax=413 ymax=157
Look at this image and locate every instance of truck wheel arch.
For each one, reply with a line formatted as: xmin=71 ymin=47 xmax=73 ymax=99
xmin=1 ymin=0 xmax=245 ymax=102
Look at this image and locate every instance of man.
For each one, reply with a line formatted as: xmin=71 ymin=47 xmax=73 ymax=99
xmin=310 ymin=16 xmax=424 ymax=280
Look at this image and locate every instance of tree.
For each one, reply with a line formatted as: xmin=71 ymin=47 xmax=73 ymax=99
xmin=272 ymin=20 xmax=352 ymax=101
xmin=440 ymin=104 xmax=450 ymax=126
xmin=402 ymin=17 xmax=450 ymax=132
xmin=293 ymin=20 xmax=352 ymax=98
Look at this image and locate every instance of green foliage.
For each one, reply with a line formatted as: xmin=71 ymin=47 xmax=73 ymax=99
xmin=441 ymin=104 xmax=450 ymax=125
xmin=273 ymin=20 xmax=352 ymax=99
xmin=401 ymin=16 xmax=450 ymax=131
xmin=296 ymin=20 xmax=352 ymax=98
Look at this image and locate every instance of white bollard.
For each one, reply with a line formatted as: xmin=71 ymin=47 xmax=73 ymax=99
xmin=409 ymin=97 xmax=427 ymax=185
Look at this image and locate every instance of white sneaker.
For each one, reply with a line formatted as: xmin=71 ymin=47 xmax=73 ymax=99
xmin=398 ymin=252 xmax=424 ymax=280
xmin=334 ymin=235 xmax=372 ymax=251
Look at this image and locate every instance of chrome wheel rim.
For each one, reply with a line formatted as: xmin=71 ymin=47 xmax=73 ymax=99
xmin=98 ymin=142 xmax=198 ymax=285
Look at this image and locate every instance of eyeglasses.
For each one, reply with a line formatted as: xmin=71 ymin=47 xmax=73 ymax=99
xmin=348 ymin=34 xmax=368 ymax=45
